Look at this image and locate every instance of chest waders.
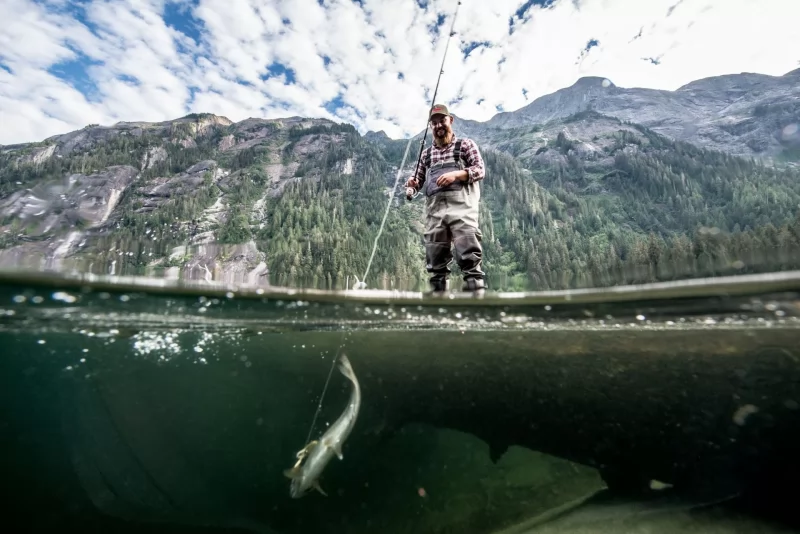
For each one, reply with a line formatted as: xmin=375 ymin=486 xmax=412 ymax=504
xmin=422 ymin=139 xmax=486 ymax=293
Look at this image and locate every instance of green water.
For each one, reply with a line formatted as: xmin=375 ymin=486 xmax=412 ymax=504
xmin=2 ymin=270 xmax=800 ymax=533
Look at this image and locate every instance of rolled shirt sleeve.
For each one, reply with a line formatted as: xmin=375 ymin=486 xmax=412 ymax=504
xmin=412 ymin=156 xmax=427 ymax=190
xmin=461 ymin=138 xmax=485 ymax=184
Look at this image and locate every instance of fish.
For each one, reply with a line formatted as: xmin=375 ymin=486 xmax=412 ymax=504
xmin=284 ymin=353 xmax=361 ymax=498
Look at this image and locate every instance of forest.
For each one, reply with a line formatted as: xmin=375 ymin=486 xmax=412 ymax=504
xmin=1 ymin=114 xmax=799 ymax=291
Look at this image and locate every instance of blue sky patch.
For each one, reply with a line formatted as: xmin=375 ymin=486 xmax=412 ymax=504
xmin=510 ymin=0 xmax=558 ymax=33
xmin=262 ymin=62 xmax=297 ymax=84
xmin=163 ymin=0 xmax=204 ymax=46
xmin=576 ymin=38 xmax=600 ymax=63
xmin=0 ymin=63 xmax=11 ymax=74
xmin=461 ymin=41 xmax=492 ymax=59
xmin=117 ymin=74 xmax=139 ymax=85
xmin=515 ymin=0 xmax=558 ymax=20
xmin=47 ymin=53 xmax=102 ymax=101
xmin=324 ymin=95 xmax=347 ymax=115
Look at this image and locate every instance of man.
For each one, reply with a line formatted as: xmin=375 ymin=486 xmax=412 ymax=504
xmin=405 ymin=104 xmax=487 ymax=295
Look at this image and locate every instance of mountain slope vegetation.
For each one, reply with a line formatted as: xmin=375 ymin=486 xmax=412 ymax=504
xmin=1 ymin=103 xmax=799 ymax=291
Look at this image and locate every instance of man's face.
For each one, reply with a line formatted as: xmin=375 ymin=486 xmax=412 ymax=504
xmin=430 ymin=114 xmax=452 ymax=138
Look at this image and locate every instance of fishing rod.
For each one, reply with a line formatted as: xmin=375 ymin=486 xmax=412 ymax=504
xmin=406 ymin=0 xmax=462 ymax=201
xmin=358 ymin=0 xmax=462 ymax=289
xmin=294 ymin=2 xmax=464 ymax=458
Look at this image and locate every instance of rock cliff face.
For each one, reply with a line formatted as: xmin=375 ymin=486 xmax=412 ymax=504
xmin=0 ymin=113 xmax=358 ymax=285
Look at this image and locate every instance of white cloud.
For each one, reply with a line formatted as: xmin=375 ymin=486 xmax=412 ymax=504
xmin=0 ymin=0 xmax=798 ymax=144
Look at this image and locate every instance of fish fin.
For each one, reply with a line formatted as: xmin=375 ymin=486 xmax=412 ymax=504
xmin=337 ymin=353 xmax=356 ymax=382
xmin=313 ymin=480 xmax=327 ymax=496
xmin=322 ymin=437 xmax=343 ymax=460
xmin=283 ymin=467 xmax=301 ymax=480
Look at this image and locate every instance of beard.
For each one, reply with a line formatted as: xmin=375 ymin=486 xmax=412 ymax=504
xmin=433 ymin=123 xmax=453 ymax=145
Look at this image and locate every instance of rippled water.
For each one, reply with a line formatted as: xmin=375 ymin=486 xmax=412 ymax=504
xmin=2 ymin=269 xmax=800 ymax=533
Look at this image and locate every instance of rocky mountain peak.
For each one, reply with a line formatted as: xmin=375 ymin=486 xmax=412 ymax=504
xmin=571 ymin=76 xmax=616 ymax=89
xmin=365 ymin=130 xmax=390 ymax=142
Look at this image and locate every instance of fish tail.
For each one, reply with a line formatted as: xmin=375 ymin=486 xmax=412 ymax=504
xmin=337 ymin=353 xmax=356 ymax=382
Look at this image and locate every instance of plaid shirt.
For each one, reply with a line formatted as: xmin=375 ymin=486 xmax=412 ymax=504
xmin=411 ymin=136 xmax=485 ymax=190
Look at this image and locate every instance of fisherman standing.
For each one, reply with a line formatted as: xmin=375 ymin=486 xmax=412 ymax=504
xmin=405 ymin=104 xmax=487 ymax=295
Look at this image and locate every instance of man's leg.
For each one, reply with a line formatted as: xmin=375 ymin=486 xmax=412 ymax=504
xmin=423 ymin=196 xmax=453 ymax=292
xmin=447 ymin=191 xmax=486 ymax=292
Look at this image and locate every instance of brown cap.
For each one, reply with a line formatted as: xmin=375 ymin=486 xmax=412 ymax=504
xmin=429 ymin=104 xmax=450 ymax=119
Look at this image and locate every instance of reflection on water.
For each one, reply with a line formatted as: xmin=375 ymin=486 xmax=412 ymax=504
xmin=1 ymin=270 xmax=800 ymax=533
xmin=4 ymin=230 xmax=800 ymax=294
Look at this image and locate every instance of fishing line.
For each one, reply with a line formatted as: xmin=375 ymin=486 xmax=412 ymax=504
xmin=358 ymin=0 xmax=463 ymax=289
xmin=302 ymin=333 xmax=348 ymax=449
xmin=296 ymin=0 xmax=463 ymax=459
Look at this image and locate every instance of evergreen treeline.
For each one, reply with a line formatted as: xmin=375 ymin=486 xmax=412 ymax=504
xmin=257 ymin=131 xmax=426 ymax=289
xmin=2 ymin=117 xmax=800 ymax=291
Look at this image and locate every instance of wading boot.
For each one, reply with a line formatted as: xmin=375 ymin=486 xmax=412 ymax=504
xmin=462 ymin=277 xmax=486 ymax=298
xmin=425 ymin=278 xmax=450 ymax=297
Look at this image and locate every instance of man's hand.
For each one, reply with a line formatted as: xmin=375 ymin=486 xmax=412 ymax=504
xmin=405 ymin=177 xmax=419 ymax=189
xmin=436 ymin=171 xmax=465 ymax=187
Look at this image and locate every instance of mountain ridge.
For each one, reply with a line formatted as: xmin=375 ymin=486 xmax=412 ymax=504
xmin=1 ymin=69 xmax=799 ymax=291
xmin=6 ymin=67 xmax=798 ymax=159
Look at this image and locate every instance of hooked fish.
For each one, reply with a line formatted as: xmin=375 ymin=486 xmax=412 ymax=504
xmin=284 ymin=353 xmax=361 ymax=498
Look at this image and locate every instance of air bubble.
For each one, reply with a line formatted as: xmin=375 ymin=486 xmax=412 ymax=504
xmin=733 ymin=404 xmax=758 ymax=426
xmin=52 ymin=291 xmax=77 ymax=303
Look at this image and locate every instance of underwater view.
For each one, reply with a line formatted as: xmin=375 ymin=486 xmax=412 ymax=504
xmin=2 ymin=268 xmax=800 ymax=533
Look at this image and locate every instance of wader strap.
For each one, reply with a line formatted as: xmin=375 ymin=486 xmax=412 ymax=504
xmin=454 ymin=139 xmax=463 ymax=167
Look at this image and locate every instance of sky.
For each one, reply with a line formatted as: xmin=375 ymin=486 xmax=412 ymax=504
xmin=1 ymin=0 xmax=798 ymax=145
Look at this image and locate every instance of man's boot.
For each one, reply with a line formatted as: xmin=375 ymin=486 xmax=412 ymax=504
xmin=425 ymin=241 xmax=452 ymax=295
xmin=426 ymin=278 xmax=450 ymax=296
xmin=453 ymin=232 xmax=486 ymax=295
xmin=462 ymin=276 xmax=486 ymax=296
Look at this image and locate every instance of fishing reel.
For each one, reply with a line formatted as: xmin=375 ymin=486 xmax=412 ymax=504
xmin=406 ymin=187 xmax=421 ymax=201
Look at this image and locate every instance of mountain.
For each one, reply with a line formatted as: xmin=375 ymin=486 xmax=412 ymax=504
xmin=1 ymin=70 xmax=800 ymax=292
xmin=460 ymin=68 xmax=800 ymax=160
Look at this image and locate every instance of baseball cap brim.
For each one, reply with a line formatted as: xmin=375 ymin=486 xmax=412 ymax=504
xmin=429 ymin=104 xmax=450 ymax=118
